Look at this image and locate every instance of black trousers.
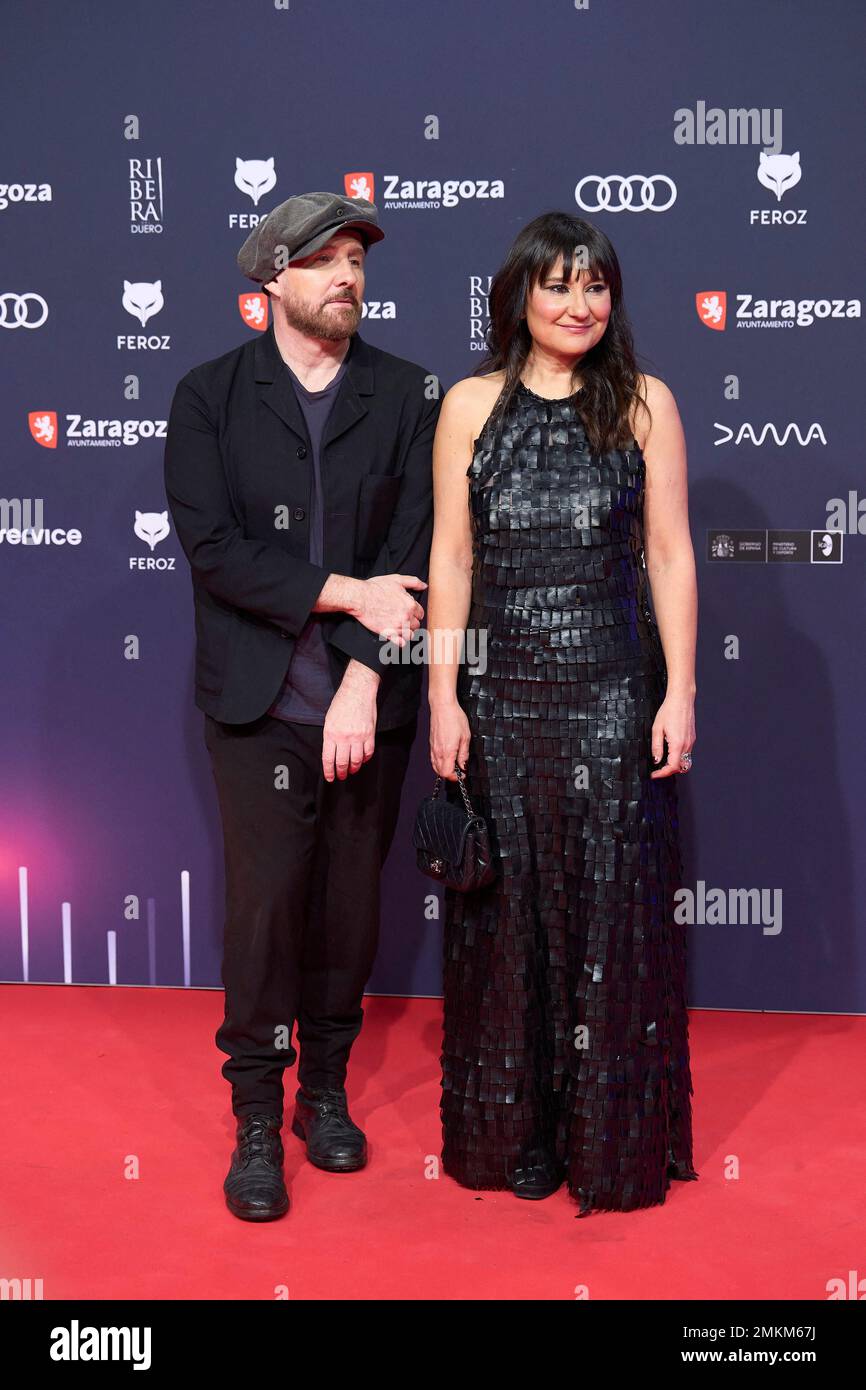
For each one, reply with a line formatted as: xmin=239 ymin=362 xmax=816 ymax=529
xmin=203 ymin=710 xmax=417 ymax=1118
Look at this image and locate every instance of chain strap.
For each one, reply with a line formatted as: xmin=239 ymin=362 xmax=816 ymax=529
xmin=431 ymin=765 xmax=476 ymax=817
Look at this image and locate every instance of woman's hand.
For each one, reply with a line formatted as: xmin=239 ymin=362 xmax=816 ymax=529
xmin=650 ymin=691 xmax=696 ymax=779
xmin=430 ymin=699 xmax=471 ymax=781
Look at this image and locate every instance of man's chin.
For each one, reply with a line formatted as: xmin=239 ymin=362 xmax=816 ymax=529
xmin=317 ymin=309 xmax=361 ymax=338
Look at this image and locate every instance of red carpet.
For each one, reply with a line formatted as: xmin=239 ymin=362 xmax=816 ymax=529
xmin=1 ymin=985 xmax=862 ymax=1300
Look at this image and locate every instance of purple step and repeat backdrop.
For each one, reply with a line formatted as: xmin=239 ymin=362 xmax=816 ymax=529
xmin=1 ymin=0 xmax=863 ymax=1010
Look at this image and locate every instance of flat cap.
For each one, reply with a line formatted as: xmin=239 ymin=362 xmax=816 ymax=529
xmin=237 ymin=190 xmax=384 ymax=284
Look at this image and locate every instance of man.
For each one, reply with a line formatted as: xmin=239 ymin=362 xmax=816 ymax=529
xmin=164 ymin=191 xmax=439 ymax=1221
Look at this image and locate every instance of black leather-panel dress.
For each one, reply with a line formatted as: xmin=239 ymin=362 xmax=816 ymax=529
xmin=440 ymin=379 xmax=698 ymax=1215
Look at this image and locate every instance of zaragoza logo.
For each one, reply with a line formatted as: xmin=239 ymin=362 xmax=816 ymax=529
xmin=345 ymin=172 xmax=374 ymax=201
xmin=696 ymin=291 xmax=726 ymax=330
xmin=29 ymin=411 xmax=57 ymax=447
xmin=238 ymin=291 xmax=269 ymax=331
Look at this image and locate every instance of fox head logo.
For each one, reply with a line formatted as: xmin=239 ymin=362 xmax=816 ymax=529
xmin=757 ymin=150 xmax=801 ymax=202
xmin=134 ymin=510 xmax=170 ymax=551
xmin=29 ymin=411 xmax=57 ymax=448
xmin=122 ymin=280 xmax=163 ymax=327
xmin=696 ymin=291 xmax=727 ymax=330
xmin=235 ymin=157 xmax=276 ymax=206
xmin=345 ymin=171 xmax=374 ymax=202
xmin=238 ymin=292 xmax=269 ymax=330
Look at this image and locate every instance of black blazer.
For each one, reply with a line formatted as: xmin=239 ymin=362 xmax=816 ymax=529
xmin=163 ymin=322 xmax=440 ymax=729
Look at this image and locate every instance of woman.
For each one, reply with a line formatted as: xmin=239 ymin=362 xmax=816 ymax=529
xmin=426 ymin=212 xmax=698 ymax=1215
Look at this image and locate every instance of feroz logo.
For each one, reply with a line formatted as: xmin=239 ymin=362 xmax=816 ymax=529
xmin=131 ymin=511 xmax=175 ymax=571
xmin=29 ymin=411 xmax=57 ymax=448
xmin=122 ymin=280 xmax=163 ymax=327
xmin=239 ymin=292 xmax=269 ymax=331
xmin=345 ymin=171 xmax=374 ymax=201
xmin=118 ymin=281 xmax=169 ymax=350
xmin=235 ymin=157 xmax=276 ymax=206
xmin=750 ymin=150 xmax=806 ymax=227
xmin=697 ymin=291 xmax=727 ymax=330
xmin=0 ymin=292 xmax=48 ymax=328
xmin=575 ymin=174 xmax=677 ymax=212
xmin=133 ymin=511 xmax=169 ymax=551
xmin=756 ymin=151 xmax=801 ymax=201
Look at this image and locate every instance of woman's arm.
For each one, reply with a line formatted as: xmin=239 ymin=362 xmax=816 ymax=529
xmin=426 ymin=380 xmax=479 ymax=776
xmin=638 ymin=376 xmax=698 ymax=776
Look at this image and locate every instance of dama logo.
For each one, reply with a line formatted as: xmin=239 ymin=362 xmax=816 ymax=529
xmin=345 ymin=172 xmax=374 ymax=201
xmin=239 ymin=292 xmax=269 ymax=331
xmin=29 ymin=411 xmax=57 ymax=448
xmin=696 ymin=291 xmax=726 ymax=330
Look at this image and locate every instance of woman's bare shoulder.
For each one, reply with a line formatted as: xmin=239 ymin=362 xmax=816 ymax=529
xmin=631 ymin=372 xmax=678 ymax=450
xmin=441 ymin=371 xmax=506 ymax=439
xmin=444 ymin=371 xmax=506 ymax=406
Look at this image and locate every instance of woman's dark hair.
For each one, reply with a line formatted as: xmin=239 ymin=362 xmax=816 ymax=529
xmin=474 ymin=211 xmax=652 ymax=455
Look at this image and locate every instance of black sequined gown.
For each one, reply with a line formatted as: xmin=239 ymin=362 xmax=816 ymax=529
xmin=440 ymin=380 xmax=697 ymax=1215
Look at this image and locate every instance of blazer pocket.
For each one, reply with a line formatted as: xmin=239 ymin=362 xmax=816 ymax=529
xmin=354 ymin=473 xmax=402 ymax=558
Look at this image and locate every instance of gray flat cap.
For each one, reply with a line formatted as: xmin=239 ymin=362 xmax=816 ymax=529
xmin=237 ymin=190 xmax=384 ymax=284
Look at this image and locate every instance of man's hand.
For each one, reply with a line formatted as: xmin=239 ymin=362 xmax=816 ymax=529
xmin=322 ymin=660 xmax=381 ymax=781
xmin=351 ymin=574 xmax=427 ymax=647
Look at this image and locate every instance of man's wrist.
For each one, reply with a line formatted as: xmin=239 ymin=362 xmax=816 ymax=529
xmin=315 ymin=573 xmax=366 ymax=617
xmin=344 ymin=577 xmax=366 ymax=621
xmin=341 ymin=657 xmax=381 ymax=690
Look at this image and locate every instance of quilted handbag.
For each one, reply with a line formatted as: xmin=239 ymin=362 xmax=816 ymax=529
xmin=412 ymin=764 xmax=497 ymax=892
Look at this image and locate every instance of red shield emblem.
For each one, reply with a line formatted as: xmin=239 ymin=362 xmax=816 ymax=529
xmin=344 ymin=172 xmax=375 ymax=202
xmin=238 ymin=292 xmax=269 ymax=331
xmin=29 ymin=410 xmax=57 ymax=447
xmin=696 ymin=291 xmax=726 ymax=330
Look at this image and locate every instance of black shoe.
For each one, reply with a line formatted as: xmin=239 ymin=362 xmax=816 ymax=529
xmin=224 ymin=1113 xmax=289 ymax=1221
xmin=507 ymin=1150 xmax=565 ymax=1201
xmin=291 ymin=1086 xmax=367 ymax=1172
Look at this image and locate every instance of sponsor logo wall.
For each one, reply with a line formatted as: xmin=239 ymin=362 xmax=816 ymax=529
xmin=1 ymin=2 xmax=863 ymax=1012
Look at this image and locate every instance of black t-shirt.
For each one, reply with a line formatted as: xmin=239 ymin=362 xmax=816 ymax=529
xmin=267 ymin=354 xmax=349 ymax=725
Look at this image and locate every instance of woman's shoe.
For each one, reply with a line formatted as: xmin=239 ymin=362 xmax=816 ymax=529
xmin=507 ymin=1154 xmax=565 ymax=1200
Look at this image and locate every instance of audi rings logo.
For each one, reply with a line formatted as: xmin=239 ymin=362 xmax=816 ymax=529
xmin=574 ymin=175 xmax=677 ymax=213
xmin=0 ymin=293 xmax=48 ymax=328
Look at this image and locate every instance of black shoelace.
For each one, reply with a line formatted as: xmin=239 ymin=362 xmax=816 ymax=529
xmin=238 ymin=1116 xmax=280 ymax=1163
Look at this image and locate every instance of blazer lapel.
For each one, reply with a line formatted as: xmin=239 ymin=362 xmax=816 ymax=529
xmin=254 ymin=319 xmax=374 ymax=448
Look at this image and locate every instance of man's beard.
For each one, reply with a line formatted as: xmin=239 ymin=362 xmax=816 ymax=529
xmin=279 ymin=290 xmax=362 ymax=341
